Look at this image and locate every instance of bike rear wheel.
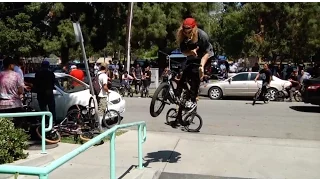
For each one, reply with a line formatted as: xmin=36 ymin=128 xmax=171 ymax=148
xmin=275 ymin=91 xmax=285 ymax=102
xmin=150 ymin=83 xmax=170 ymax=117
xmin=166 ymin=108 xmax=177 ymax=124
xmin=102 ymin=109 xmax=121 ymax=128
xmin=183 ymin=113 xmax=203 ymax=132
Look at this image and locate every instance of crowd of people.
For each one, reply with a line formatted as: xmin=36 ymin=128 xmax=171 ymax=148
xmin=0 ymin=57 xmax=56 ymax=126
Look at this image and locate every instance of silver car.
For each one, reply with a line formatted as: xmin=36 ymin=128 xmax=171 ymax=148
xmin=199 ymin=72 xmax=291 ymax=100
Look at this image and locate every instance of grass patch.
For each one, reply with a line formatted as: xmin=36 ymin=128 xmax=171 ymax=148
xmin=60 ymin=130 xmax=127 ymax=144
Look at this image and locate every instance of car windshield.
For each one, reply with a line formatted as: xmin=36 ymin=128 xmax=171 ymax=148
xmin=55 ymin=75 xmax=89 ymax=93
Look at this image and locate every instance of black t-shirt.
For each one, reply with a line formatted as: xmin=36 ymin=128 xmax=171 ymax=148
xmin=145 ymin=70 xmax=151 ymax=81
xmin=298 ymin=63 xmax=305 ymax=74
xmin=289 ymin=75 xmax=299 ymax=87
xmin=179 ymin=28 xmax=214 ymax=65
xmin=134 ymin=67 xmax=142 ymax=79
xmin=252 ymin=66 xmax=259 ymax=72
xmin=35 ymin=69 xmax=55 ymax=98
xmin=259 ymin=69 xmax=271 ymax=84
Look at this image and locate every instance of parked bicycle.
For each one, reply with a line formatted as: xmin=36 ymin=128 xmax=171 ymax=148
xmin=66 ymin=95 xmax=121 ymax=143
xmin=274 ymin=83 xmax=302 ymax=102
xmin=119 ymin=80 xmax=134 ymax=97
xmin=19 ymin=91 xmax=61 ymax=144
xmin=252 ymin=82 xmax=271 ymax=106
xmin=140 ymin=79 xmax=149 ymax=98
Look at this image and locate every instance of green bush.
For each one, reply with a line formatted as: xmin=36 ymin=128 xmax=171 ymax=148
xmin=0 ymin=118 xmax=29 ymax=164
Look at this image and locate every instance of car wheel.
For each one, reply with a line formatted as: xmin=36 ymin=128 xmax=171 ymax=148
xmin=208 ymin=87 xmax=222 ymax=100
xmin=267 ymin=88 xmax=277 ymax=101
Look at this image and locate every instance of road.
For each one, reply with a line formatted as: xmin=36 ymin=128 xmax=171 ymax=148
xmin=121 ymin=97 xmax=320 ymax=141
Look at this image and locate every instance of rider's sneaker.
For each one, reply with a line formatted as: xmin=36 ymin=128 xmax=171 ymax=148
xmin=186 ymin=101 xmax=197 ymax=112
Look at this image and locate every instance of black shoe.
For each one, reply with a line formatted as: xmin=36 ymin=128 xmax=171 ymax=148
xmin=169 ymin=120 xmax=179 ymax=128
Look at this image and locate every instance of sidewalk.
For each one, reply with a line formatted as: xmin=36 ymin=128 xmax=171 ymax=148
xmin=9 ymin=130 xmax=320 ymax=179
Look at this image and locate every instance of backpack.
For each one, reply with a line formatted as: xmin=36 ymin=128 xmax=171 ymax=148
xmin=92 ymin=74 xmax=101 ymax=96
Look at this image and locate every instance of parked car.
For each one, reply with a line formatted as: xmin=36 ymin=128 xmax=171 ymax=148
xmin=24 ymin=73 xmax=126 ymax=121
xmin=302 ymin=77 xmax=320 ymax=106
xmin=199 ymin=72 xmax=291 ymax=100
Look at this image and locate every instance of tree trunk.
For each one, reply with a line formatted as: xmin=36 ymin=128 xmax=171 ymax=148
xmin=61 ymin=46 xmax=70 ymax=65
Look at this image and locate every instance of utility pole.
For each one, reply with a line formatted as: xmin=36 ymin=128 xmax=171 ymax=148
xmin=126 ymin=2 xmax=134 ymax=72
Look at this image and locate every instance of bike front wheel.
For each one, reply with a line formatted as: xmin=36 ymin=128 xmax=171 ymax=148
xmin=102 ymin=109 xmax=121 ymax=129
xmin=149 ymin=83 xmax=170 ymax=117
xmin=294 ymin=92 xmax=302 ymax=102
xmin=36 ymin=126 xmax=61 ymax=144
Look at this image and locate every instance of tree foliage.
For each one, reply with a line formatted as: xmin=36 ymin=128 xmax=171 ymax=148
xmin=0 ymin=2 xmax=319 ymax=63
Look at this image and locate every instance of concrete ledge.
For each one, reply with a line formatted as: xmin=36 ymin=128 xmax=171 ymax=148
xmin=0 ymin=154 xmax=55 ymax=179
xmin=122 ymin=168 xmax=162 ymax=179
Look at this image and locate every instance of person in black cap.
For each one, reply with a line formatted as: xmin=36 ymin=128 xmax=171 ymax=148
xmin=0 ymin=57 xmax=24 ymax=114
xmin=34 ymin=60 xmax=56 ymax=122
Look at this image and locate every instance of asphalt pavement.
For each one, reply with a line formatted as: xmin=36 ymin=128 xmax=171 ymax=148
xmin=7 ymin=95 xmax=320 ymax=179
xmin=121 ymin=96 xmax=320 ymax=141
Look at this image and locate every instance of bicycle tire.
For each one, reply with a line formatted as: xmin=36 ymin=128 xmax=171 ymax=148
xmin=88 ymin=96 xmax=97 ymax=119
xmin=252 ymin=90 xmax=260 ymax=106
xmin=129 ymin=88 xmax=134 ymax=97
xmin=79 ymin=131 xmax=94 ymax=142
xmin=264 ymin=92 xmax=270 ymax=104
xmin=149 ymin=83 xmax=170 ymax=117
xmin=166 ymin=108 xmax=177 ymax=124
xmin=275 ymin=91 xmax=285 ymax=102
xmin=65 ymin=109 xmax=82 ymax=124
xmin=184 ymin=113 xmax=203 ymax=132
xmin=102 ymin=109 xmax=121 ymax=129
xmin=36 ymin=126 xmax=61 ymax=144
xmin=294 ymin=92 xmax=302 ymax=102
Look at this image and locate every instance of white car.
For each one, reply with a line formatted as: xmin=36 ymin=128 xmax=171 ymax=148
xmin=24 ymin=73 xmax=125 ymax=120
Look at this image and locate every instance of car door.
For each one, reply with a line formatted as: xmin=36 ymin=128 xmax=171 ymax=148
xmin=53 ymin=87 xmax=65 ymax=121
xmin=224 ymin=73 xmax=250 ymax=96
xmin=248 ymin=72 xmax=261 ymax=96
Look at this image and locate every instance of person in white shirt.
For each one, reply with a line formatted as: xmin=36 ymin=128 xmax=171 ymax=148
xmin=94 ymin=63 xmax=100 ymax=76
xmin=121 ymin=71 xmax=133 ymax=88
xmin=97 ymin=65 xmax=109 ymax=119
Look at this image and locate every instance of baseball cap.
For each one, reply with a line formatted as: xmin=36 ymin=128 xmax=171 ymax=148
xmin=71 ymin=65 xmax=77 ymax=69
xmin=42 ymin=60 xmax=50 ymax=66
xmin=183 ymin=18 xmax=197 ymax=28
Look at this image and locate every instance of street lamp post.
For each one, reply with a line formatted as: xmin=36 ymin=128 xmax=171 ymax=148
xmin=126 ymin=2 xmax=134 ymax=73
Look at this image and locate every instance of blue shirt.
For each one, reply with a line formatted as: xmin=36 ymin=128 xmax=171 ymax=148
xmin=14 ymin=66 xmax=24 ymax=81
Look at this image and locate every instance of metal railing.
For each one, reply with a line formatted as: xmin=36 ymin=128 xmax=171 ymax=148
xmin=0 ymin=121 xmax=147 ymax=179
xmin=0 ymin=112 xmax=53 ymax=154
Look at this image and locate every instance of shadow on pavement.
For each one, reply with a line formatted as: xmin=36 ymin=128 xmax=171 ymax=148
xmin=289 ymin=106 xmax=320 ymax=113
xmin=143 ymin=150 xmax=181 ymax=167
xmin=245 ymin=102 xmax=264 ymax=105
xmin=118 ymin=165 xmax=136 ymax=179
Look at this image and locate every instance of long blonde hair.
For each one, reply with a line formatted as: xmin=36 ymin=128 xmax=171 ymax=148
xmin=176 ymin=25 xmax=198 ymax=45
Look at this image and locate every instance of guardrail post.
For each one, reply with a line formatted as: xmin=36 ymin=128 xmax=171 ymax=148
xmin=41 ymin=115 xmax=47 ymax=154
xmin=39 ymin=174 xmax=48 ymax=179
xmin=138 ymin=125 xmax=143 ymax=169
xmin=110 ymin=132 xmax=116 ymax=179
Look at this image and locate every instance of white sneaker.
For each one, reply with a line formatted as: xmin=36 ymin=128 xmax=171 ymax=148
xmin=185 ymin=101 xmax=197 ymax=111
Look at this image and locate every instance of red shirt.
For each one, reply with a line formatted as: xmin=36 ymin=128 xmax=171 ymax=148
xmin=70 ymin=69 xmax=84 ymax=86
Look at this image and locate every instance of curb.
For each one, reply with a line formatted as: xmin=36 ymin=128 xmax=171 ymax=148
xmin=122 ymin=168 xmax=162 ymax=179
xmin=0 ymin=154 xmax=55 ymax=179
